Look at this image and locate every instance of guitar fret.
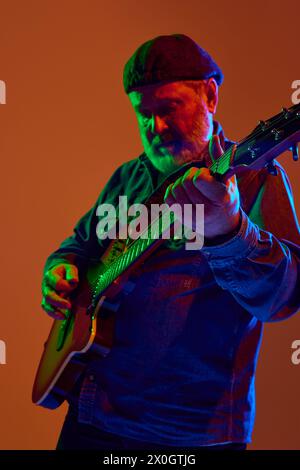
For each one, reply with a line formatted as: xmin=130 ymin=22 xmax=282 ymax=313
xmin=139 ymin=239 xmax=144 ymax=252
xmin=129 ymin=245 xmax=135 ymax=264
xmin=112 ymin=257 xmax=118 ymax=275
xmin=113 ymin=262 xmax=119 ymax=279
xmin=136 ymin=241 xmax=142 ymax=257
xmin=219 ymin=150 xmax=231 ymax=173
xmin=107 ymin=269 xmax=114 ymax=286
xmin=132 ymin=243 xmax=138 ymax=259
xmin=120 ymin=254 xmax=125 ymax=271
xmin=123 ymin=251 xmax=130 ymax=269
xmin=136 ymin=239 xmax=142 ymax=255
xmin=147 ymin=224 xmax=153 ymax=239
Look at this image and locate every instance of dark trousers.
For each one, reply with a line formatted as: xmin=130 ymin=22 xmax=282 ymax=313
xmin=57 ymin=412 xmax=247 ymax=451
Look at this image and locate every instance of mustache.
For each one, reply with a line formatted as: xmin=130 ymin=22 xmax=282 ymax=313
xmin=153 ymin=135 xmax=181 ymax=147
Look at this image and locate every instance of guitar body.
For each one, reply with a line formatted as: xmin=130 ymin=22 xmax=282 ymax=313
xmin=32 ymin=240 xmax=126 ymax=409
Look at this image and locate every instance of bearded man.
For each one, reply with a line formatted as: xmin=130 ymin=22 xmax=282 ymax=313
xmin=40 ymin=34 xmax=300 ymax=450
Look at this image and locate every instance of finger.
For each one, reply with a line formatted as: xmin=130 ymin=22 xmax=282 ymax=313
xmin=192 ymin=167 xmax=228 ymax=203
xmin=164 ymin=184 xmax=176 ymax=204
xmin=45 ymin=309 xmax=66 ymax=321
xmin=168 ymin=176 xmax=192 ymax=204
xmin=42 ymin=298 xmax=69 ymax=320
xmin=45 ymin=264 xmax=77 ymax=292
xmin=42 ymin=279 xmax=49 ymax=297
xmin=65 ymin=264 xmax=79 ymax=288
xmin=44 ymin=288 xmax=72 ymax=310
xmin=209 ymin=134 xmax=224 ymax=162
xmin=225 ymin=174 xmax=239 ymax=203
xmin=180 ymin=167 xmax=212 ymax=205
xmin=41 ymin=298 xmax=66 ymax=320
xmin=44 ymin=265 xmax=67 ymax=290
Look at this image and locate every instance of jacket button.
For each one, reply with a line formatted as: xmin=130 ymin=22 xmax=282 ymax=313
xmin=89 ymin=374 xmax=95 ymax=382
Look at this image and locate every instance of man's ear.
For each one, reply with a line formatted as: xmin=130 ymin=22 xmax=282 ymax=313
xmin=205 ymin=78 xmax=218 ymax=114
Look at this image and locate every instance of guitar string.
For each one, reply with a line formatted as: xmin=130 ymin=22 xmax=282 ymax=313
xmin=212 ymin=109 xmax=300 ymax=174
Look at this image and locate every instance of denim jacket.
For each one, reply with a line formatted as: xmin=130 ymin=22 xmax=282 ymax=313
xmin=44 ymin=122 xmax=300 ymax=446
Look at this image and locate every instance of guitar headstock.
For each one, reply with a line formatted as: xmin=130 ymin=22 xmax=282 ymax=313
xmin=217 ymin=103 xmax=300 ymax=179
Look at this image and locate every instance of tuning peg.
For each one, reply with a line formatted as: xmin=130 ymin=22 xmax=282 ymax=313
xmin=271 ymin=128 xmax=284 ymax=141
xmin=247 ymin=145 xmax=260 ymax=159
xmin=290 ymin=144 xmax=299 ymax=161
xmin=258 ymin=120 xmax=267 ymax=130
xmin=266 ymin=161 xmax=278 ymax=176
xmin=281 ymin=107 xmax=291 ymax=119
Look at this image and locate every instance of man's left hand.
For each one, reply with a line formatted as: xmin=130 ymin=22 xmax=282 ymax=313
xmin=164 ymin=134 xmax=241 ymax=240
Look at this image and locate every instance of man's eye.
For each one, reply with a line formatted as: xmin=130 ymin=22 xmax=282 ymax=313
xmin=162 ymin=104 xmax=177 ymax=114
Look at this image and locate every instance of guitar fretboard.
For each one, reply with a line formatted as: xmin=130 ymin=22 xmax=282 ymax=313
xmin=92 ymin=209 xmax=177 ymax=305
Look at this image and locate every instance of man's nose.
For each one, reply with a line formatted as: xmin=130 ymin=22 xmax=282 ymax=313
xmin=151 ymin=114 xmax=168 ymax=134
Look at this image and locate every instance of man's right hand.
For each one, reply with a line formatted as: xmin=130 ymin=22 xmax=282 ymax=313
xmin=41 ymin=263 xmax=79 ymax=320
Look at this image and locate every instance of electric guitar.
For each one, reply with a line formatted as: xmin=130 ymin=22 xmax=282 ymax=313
xmin=32 ymin=103 xmax=300 ymax=409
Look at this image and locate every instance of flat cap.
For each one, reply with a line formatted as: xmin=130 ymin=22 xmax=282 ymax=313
xmin=123 ymin=33 xmax=223 ymax=94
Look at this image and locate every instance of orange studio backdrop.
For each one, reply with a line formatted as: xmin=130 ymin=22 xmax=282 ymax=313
xmin=0 ymin=0 xmax=299 ymax=450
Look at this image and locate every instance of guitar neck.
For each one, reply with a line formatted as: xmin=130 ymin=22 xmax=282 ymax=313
xmin=93 ymin=208 xmax=176 ymax=300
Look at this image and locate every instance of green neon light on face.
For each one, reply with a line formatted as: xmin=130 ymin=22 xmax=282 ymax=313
xmin=129 ymin=81 xmax=214 ymax=176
